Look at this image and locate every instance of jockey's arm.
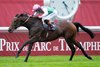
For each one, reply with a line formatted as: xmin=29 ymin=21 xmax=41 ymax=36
xmin=33 ymin=12 xmax=38 ymax=16
xmin=39 ymin=7 xmax=48 ymax=18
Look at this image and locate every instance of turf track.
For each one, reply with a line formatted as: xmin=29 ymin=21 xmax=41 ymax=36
xmin=0 ymin=56 xmax=100 ymax=67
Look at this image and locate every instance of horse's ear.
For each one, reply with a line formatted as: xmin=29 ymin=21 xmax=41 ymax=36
xmin=15 ymin=14 xmax=19 ymax=17
xmin=20 ymin=14 xmax=24 ymax=16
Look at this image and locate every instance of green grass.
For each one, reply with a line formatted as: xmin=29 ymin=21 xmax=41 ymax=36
xmin=0 ymin=56 xmax=100 ymax=67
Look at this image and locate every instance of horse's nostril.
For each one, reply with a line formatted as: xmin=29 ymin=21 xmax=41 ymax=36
xmin=8 ymin=29 xmax=10 ymax=32
xmin=8 ymin=29 xmax=12 ymax=33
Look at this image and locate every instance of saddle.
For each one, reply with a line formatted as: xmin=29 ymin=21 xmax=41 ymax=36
xmin=31 ymin=16 xmax=56 ymax=31
xmin=43 ymin=21 xmax=57 ymax=31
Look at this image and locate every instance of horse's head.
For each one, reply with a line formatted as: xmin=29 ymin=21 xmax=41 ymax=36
xmin=8 ymin=13 xmax=29 ymax=33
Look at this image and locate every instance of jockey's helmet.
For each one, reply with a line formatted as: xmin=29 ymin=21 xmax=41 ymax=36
xmin=32 ymin=4 xmax=41 ymax=11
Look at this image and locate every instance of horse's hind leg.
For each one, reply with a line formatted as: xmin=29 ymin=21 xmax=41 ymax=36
xmin=65 ymin=39 xmax=76 ymax=61
xmin=72 ymin=39 xmax=92 ymax=60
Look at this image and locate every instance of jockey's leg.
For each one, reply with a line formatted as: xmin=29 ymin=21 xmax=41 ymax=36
xmin=42 ymin=18 xmax=52 ymax=30
xmin=41 ymin=18 xmax=45 ymax=24
xmin=43 ymin=11 xmax=57 ymax=30
xmin=44 ymin=19 xmax=56 ymax=30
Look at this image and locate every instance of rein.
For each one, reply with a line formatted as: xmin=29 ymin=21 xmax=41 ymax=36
xmin=24 ymin=15 xmax=31 ymax=23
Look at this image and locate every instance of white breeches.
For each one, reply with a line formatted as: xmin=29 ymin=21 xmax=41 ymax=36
xmin=42 ymin=10 xmax=57 ymax=21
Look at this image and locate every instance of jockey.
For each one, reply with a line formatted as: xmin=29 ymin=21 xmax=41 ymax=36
xmin=32 ymin=4 xmax=57 ymax=30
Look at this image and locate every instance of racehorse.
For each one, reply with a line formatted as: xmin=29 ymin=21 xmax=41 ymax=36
xmin=8 ymin=13 xmax=94 ymax=62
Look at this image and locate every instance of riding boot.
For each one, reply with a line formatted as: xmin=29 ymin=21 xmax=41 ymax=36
xmin=48 ymin=24 xmax=56 ymax=31
xmin=44 ymin=19 xmax=56 ymax=31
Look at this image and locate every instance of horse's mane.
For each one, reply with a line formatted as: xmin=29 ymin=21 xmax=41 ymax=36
xmin=15 ymin=12 xmax=42 ymax=21
xmin=15 ymin=12 xmax=29 ymax=17
xmin=32 ymin=16 xmax=42 ymax=20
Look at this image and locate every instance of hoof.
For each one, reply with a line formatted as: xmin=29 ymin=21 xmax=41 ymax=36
xmin=15 ymin=54 xmax=19 ymax=58
xmin=24 ymin=60 xmax=27 ymax=62
xmin=69 ymin=59 xmax=72 ymax=61
xmin=88 ymin=56 xmax=93 ymax=60
xmin=86 ymin=56 xmax=93 ymax=60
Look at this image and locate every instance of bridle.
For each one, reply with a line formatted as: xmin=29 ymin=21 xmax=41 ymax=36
xmin=14 ymin=14 xmax=31 ymax=23
xmin=24 ymin=15 xmax=39 ymax=23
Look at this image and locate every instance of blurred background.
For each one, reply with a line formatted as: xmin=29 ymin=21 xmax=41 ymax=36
xmin=0 ymin=0 xmax=100 ymax=56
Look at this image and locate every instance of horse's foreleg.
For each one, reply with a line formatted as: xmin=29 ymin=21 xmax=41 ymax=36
xmin=16 ymin=40 xmax=30 ymax=58
xmin=24 ymin=37 xmax=38 ymax=62
xmin=65 ymin=39 xmax=76 ymax=61
xmin=24 ymin=43 xmax=33 ymax=62
xmin=72 ymin=40 xmax=92 ymax=60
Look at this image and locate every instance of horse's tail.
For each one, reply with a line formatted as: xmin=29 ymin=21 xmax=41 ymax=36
xmin=73 ymin=22 xmax=95 ymax=39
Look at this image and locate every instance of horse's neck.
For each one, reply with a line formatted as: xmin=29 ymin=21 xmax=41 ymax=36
xmin=23 ymin=22 xmax=32 ymax=30
xmin=22 ymin=17 xmax=43 ymax=30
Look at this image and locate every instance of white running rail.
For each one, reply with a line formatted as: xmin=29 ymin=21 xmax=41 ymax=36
xmin=0 ymin=26 xmax=100 ymax=32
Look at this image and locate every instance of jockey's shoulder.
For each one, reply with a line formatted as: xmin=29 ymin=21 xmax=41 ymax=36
xmin=41 ymin=6 xmax=53 ymax=9
xmin=41 ymin=6 xmax=48 ymax=10
xmin=41 ymin=6 xmax=48 ymax=8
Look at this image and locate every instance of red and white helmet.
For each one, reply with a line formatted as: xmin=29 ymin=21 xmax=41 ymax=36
xmin=32 ymin=4 xmax=41 ymax=11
